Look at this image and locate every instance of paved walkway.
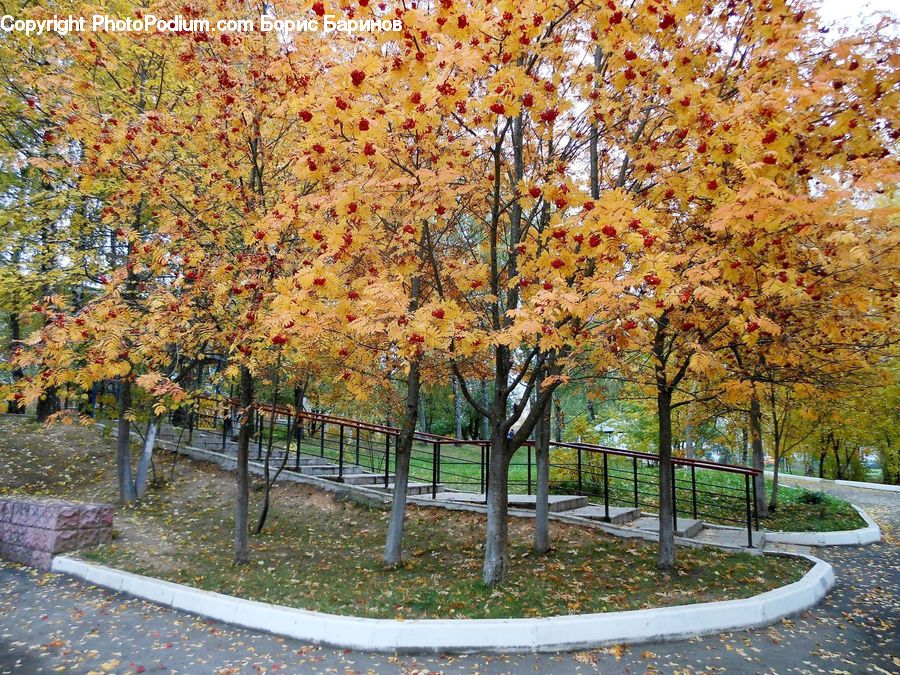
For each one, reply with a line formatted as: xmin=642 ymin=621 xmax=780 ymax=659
xmin=2 ymin=484 xmax=897 ymax=674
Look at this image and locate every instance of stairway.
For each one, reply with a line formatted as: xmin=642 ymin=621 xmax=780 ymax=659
xmin=154 ymin=424 xmax=445 ymax=496
xmin=156 ymin=423 xmax=712 ymax=541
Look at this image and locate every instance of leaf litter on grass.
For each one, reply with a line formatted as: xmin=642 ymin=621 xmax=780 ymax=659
xmin=1 ymin=416 xmax=809 ymax=620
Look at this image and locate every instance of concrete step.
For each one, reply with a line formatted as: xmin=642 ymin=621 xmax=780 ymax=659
xmin=510 ymin=494 xmax=589 ymax=512
xmin=334 ymin=473 xmax=392 ymax=485
xmin=568 ymin=505 xmax=642 ymax=525
xmin=389 ymin=482 xmax=444 ymax=496
xmin=632 ymin=516 xmax=703 ymax=538
xmin=295 ymin=454 xmax=336 ymax=466
xmin=434 ymin=493 xmax=588 ymax=513
xmin=292 ymin=464 xmax=341 ymax=476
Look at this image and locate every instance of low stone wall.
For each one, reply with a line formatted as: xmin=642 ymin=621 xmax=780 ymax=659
xmin=0 ymin=496 xmax=114 ymax=570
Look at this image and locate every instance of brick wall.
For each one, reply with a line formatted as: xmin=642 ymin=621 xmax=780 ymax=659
xmin=0 ymin=496 xmax=114 ymax=570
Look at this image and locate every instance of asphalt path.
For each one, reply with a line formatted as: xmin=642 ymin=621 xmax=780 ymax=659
xmin=2 ymin=480 xmax=897 ymax=674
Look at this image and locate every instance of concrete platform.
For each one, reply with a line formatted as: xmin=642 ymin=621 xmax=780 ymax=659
xmin=436 ymin=493 xmax=588 ymax=513
xmin=695 ymin=527 xmax=766 ymax=549
xmin=568 ymin=505 xmax=641 ymax=525
xmin=632 ymin=516 xmax=703 ymax=538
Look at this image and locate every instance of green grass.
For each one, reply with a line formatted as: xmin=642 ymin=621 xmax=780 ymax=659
xmin=268 ymin=426 xmax=864 ymax=532
xmin=1 ymin=415 xmax=810 ymax=620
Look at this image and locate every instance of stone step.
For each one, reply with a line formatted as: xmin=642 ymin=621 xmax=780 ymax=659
xmin=567 ymin=505 xmax=642 ymax=525
xmin=632 ymin=516 xmax=703 ymax=538
xmin=385 ymin=482 xmax=444 ymax=496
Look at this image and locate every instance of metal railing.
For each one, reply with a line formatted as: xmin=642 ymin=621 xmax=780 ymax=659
xmin=184 ymin=395 xmax=761 ymax=547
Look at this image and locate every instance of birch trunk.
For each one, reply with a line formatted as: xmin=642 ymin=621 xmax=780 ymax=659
xmin=383 ymin=361 xmax=421 ymax=566
xmin=116 ymin=379 xmax=137 ymax=504
xmin=134 ymin=414 xmax=158 ymax=499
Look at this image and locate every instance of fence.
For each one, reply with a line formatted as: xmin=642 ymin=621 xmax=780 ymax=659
xmin=175 ymin=396 xmax=760 ymax=547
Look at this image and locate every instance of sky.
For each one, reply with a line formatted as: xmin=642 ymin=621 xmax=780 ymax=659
xmin=817 ymin=0 xmax=899 ymax=29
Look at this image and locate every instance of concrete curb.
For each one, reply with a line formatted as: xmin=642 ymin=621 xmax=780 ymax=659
xmin=766 ymin=472 xmax=900 ymax=493
xmin=765 ymin=504 xmax=882 ymax=547
xmin=50 ymin=553 xmax=833 ymax=654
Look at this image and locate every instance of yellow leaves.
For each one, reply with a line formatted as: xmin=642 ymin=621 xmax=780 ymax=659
xmin=722 ymin=380 xmax=753 ymax=406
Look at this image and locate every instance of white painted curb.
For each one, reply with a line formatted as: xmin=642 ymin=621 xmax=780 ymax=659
xmin=766 ymin=472 xmax=900 ymax=493
xmin=51 ymin=554 xmax=833 ymax=653
xmin=766 ymin=504 xmax=882 ymax=547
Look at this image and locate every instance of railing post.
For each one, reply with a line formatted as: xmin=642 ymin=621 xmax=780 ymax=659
xmin=745 ymin=473 xmax=753 ymax=548
xmin=633 ymin=457 xmax=639 ymax=508
xmin=671 ymin=463 xmax=678 ymax=529
xmin=432 ymin=442 xmax=439 ymax=499
xmin=294 ymin=414 xmax=301 ymax=470
xmin=480 ymin=444 xmax=486 ymax=494
xmin=603 ymin=451 xmax=610 ymax=521
xmin=486 ymin=443 xmax=491 ymax=494
xmin=577 ymin=447 xmax=583 ymax=494
xmin=691 ymin=464 xmax=698 ymax=519
xmin=527 ymin=444 xmax=532 ymax=495
xmin=221 ymin=415 xmax=227 ymax=451
xmin=355 ymin=427 xmax=360 ymax=468
xmin=384 ymin=434 xmax=390 ymax=489
xmin=338 ymin=424 xmax=345 ymax=480
xmin=753 ymin=473 xmax=759 ymax=530
xmin=320 ymin=420 xmax=325 ymax=458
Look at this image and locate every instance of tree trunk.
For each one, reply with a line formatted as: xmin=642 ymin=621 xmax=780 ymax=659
xmin=749 ymin=396 xmax=768 ymax=518
xmin=234 ymin=366 xmax=253 ymax=565
xmin=553 ymin=397 xmax=563 ymax=442
xmin=684 ymin=422 xmax=695 ymax=459
xmin=383 ymin=361 xmax=421 ymax=566
xmin=414 ymin=394 xmax=425 ymax=433
xmin=452 ymin=375 xmax=463 ymax=439
xmin=36 ymin=388 xmax=58 ymax=422
xmin=483 ymin=437 xmax=510 ymax=586
xmin=656 ymin=387 xmax=676 ymax=571
xmin=134 ymin=413 xmax=159 ymax=498
xmin=740 ymin=422 xmax=749 ymax=465
xmin=7 ymin=312 xmax=25 ymax=414
xmin=480 ymin=380 xmax=490 ymax=439
xmin=769 ymin=462 xmax=780 ymax=513
xmin=533 ymin=398 xmax=552 ymax=555
xmin=832 ymin=437 xmax=844 ymax=480
xmin=116 ymin=379 xmax=138 ymax=504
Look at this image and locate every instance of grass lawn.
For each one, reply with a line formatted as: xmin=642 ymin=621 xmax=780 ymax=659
xmin=0 ymin=414 xmax=815 ymax=619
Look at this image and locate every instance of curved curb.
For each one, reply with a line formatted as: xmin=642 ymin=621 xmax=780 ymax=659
xmin=765 ymin=504 xmax=882 ymax=547
xmin=50 ymin=554 xmax=832 ymax=654
xmin=766 ymin=472 xmax=900 ymax=493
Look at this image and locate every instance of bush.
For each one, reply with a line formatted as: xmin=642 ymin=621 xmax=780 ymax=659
xmin=797 ymin=490 xmax=827 ymax=505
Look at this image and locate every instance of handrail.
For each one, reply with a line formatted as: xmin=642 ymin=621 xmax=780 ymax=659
xmin=178 ymin=392 xmax=761 ymax=544
xmin=201 ymin=394 xmax=760 ymax=477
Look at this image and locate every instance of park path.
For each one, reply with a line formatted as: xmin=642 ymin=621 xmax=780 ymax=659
xmin=1 ymin=483 xmax=897 ymax=674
